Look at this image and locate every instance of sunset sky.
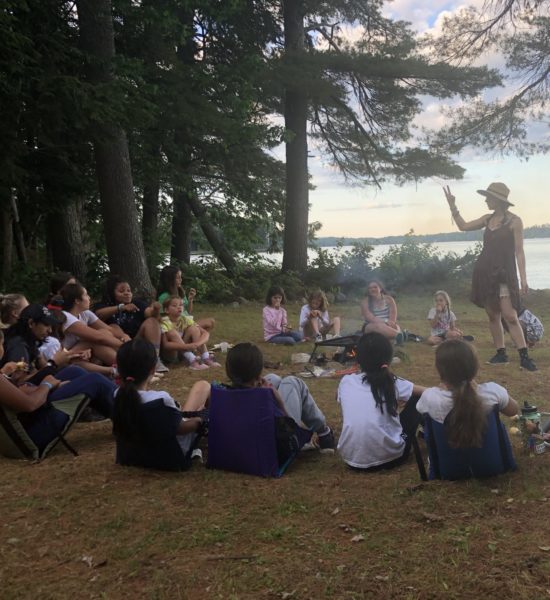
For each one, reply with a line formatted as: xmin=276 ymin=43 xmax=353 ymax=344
xmin=305 ymin=1 xmax=550 ymax=238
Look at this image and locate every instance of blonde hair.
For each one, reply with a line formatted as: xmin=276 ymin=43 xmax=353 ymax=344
xmin=162 ymin=294 xmax=182 ymax=312
xmin=434 ymin=290 xmax=452 ymax=315
xmin=0 ymin=293 xmax=27 ymax=328
xmin=307 ymin=289 xmax=328 ymax=313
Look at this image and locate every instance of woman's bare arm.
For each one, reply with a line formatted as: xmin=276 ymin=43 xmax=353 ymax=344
xmin=443 ymin=186 xmax=490 ymax=231
xmin=511 ymin=215 xmax=528 ymax=293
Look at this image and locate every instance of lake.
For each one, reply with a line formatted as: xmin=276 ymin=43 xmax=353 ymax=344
xmin=192 ymin=237 xmax=550 ymax=290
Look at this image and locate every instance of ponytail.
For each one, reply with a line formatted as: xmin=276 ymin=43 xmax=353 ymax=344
xmin=435 ymin=340 xmax=486 ymax=448
xmin=113 ymin=379 xmax=144 ymax=443
xmin=357 ymin=332 xmax=398 ymax=416
xmin=445 ymin=380 xmax=486 ymax=448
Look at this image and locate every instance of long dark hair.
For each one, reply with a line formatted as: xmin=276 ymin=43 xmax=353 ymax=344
xmin=113 ymin=338 xmax=157 ymax=442
xmin=158 ymin=265 xmax=184 ymax=298
xmin=356 ymin=332 xmax=398 ymax=416
xmin=435 ymin=340 xmax=486 ymax=448
xmin=225 ymin=342 xmax=264 ymax=387
xmin=4 ymin=304 xmax=46 ymax=365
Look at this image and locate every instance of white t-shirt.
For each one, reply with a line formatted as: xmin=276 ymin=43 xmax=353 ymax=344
xmin=39 ymin=336 xmax=61 ymax=361
xmin=299 ymin=304 xmax=330 ymax=332
xmin=416 ymin=382 xmax=509 ymax=424
xmin=427 ymin=307 xmax=456 ymax=337
xmin=337 ymin=373 xmax=414 ymax=468
xmin=62 ymin=310 xmax=99 ymax=349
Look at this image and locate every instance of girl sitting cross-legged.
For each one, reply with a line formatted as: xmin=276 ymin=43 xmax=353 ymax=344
xmin=160 ymin=296 xmax=220 ymax=370
xmin=263 ymin=285 xmax=303 ymax=345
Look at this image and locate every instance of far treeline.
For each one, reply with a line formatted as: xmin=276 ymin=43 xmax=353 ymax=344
xmin=316 ymin=224 xmax=550 ymax=247
xmin=1 ymin=1 xmax=548 ymax=298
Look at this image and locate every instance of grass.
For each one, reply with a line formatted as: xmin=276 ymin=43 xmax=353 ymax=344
xmin=2 ymin=289 xmax=550 ymax=599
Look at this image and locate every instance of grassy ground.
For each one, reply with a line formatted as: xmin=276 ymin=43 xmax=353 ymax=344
xmin=2 ymin=290 xmax=550 ymax=599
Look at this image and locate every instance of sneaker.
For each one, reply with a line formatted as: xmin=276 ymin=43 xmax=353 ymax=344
xmin=314 ymin=334 xmax=323 ymax=342
xmin=395 ymin=332 xmax=404 ymax=346
xmin=317 ymin=427 xmax=336 ymax=454
xmin=203 ymin=358 xmax=221 ymax=367
xmin=155 ymin=358 xmax=169 ymax=373
xmin=463 ymin=335 xmax=475 ymax=342
xmin=325 ymin=334 xmax=334 ymax=340
xmin=191 ymin=448 xmax=203 ymax=462
xmin=189 ymin=361 xmax=209 ymax=371
xmin=487 ymin=352 xmax=509 ymax=365
xmin=520 ymin=355 xmax=538 ymax=372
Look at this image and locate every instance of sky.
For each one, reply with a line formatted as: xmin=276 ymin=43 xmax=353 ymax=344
xmin=304 ymin=0 xmax=550 ymax=238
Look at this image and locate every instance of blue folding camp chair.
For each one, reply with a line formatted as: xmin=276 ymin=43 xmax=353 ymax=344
xmin=420 ymin=405 xmax=517 ymax=480
xmin=207 ymin=385 xmax=312 ymax=477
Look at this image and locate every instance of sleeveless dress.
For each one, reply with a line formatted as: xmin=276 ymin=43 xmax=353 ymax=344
xmin=470 ymin=216 xmax=520 ymax=311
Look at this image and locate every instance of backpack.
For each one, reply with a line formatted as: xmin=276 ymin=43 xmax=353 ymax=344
xmin=518 ymin=308 xmax=544 ymax=344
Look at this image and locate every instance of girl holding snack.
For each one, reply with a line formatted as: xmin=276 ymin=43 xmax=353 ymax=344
xmin=299 ymin=290 xmax=341 ymax=341
xmin=426 ymin=290 xmax=469 ymax=346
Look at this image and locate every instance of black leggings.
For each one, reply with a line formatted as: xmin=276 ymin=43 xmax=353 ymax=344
xmin=349 ymin=394 xmax=422 ymax=472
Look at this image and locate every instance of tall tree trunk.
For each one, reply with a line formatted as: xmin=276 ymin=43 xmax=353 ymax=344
xmin=142 ymin=158 xmax=161 ymax=274
xmin=46 ymin=200 xmax=87 ymax=281
xmin=171 ymin=189 xmax=192 ymax=265
xmin=282 ymin=0 xmax=309 ymax=274
xmin=10 ymin=191 xmax=27 ymax=264
xmin=186 ymin=193 xmax=236 ymax=274
xmin=76 ymin=0 xmax=152 ymax=294
xmin=1 ymin=209 xmax=13 ymax=285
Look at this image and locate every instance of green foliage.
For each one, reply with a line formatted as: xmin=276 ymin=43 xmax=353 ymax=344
xmin=375 ymin=235 xmax=480 ymax=290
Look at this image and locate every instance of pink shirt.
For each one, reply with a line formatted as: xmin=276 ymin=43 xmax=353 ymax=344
xmin=263 ymin=305 xmax=288 ymax=341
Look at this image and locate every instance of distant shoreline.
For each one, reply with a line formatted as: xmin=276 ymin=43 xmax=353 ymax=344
xmin=314 ymin=224 xmax=550 ymax=247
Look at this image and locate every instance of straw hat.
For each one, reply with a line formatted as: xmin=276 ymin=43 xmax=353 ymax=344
xmin=476 ymin=182 xmax=513 ymax=206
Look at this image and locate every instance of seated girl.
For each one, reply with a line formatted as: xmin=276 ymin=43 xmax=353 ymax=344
xmin=93 ymin=274 xmax=167 ymax=373
xmin=263 ymin=285 xmax=302 ymax=345
xmin=361 ymin=280 xmax=403 ymax=344
xmin=0 ymin=293 xmax=29 ymax=329
xmin=157 ymin=265 xmax=215 ymax=332
xmin=299 ymin=290 xmax=341 ymax=341
xmin=160 ymin=296 xmax=219 ymax=370
xmin=0 ymin=325 xmax=115 ymax=443
xmin=1 ymin=304 xmax=80 ymax=382
xmin=417 ymin=339 xmax=518 ymax=442
xmin=113 ymin=338 xmax=209 ymax=469
xmin=426 ymin=290 xmax=469 ymax=346
xmin=218 ymin=342 xmax=335 ymax=451
xmin=59 ymin=283 xmax=122 ymax=376
xmin=337 ymin=332 xmax=425 ymax=471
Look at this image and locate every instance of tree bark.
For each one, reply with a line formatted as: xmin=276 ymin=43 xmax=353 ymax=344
xmin=76 ymin=0 xmax=153 ymax=294
xmin=142 ymin=162 xmax=161 ymax=274
xmin=10 ymin=191 xmax=27 ymax=264
xmin=185 ymin=193 xmax=236 ymax=274
xmin=46 ymin=200 xmax=87 ymax=281
xmin=282 ymin=0 xmax=309 ymax=274
xmin=171 ymin=189 xmax=192 ymax=265
xmin=1 ymin=209 xmax=13 ymax=284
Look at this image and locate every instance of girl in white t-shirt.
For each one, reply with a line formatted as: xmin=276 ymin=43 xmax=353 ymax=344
xmin=299 ymin=290 xmax=341 ymax=341
xmin=58 ymin=283 xmax=123 ymax=375
xmin=417 ymin=340 xmax=518 ymax=447
xmin=337 ymin=332 xmax=425 ymax=471
xmin=113 ymin=338 xmax=208 ymax=464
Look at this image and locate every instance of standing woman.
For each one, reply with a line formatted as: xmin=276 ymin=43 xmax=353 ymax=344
xmin=444 ymin=182 xmax=537 ymax=371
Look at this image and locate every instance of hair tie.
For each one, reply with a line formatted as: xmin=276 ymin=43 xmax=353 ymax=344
xmin=380 ymin=364 xmax=388 ymax=369
xmin=125 ymin=376 xmax=135 ymax=382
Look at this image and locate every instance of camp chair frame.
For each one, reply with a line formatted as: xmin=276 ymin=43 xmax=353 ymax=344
xmin=0 ymin=394 xmax=90 ymax=461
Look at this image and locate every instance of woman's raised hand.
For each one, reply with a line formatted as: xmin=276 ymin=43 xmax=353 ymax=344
xmin=443 ymin=185 xmax=456 ymax=208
